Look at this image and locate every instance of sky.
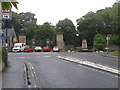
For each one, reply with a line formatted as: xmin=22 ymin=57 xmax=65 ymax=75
xmin=13 ymin=0 xmax=116 ymax=26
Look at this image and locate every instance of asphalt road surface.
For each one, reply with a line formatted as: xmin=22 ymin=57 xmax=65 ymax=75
xmin=2 ymin=52 xmax=119 ymax=88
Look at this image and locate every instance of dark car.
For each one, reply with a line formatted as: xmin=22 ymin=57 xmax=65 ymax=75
xmin=23 ymin=47 xmax=34 ymax=52
xmin=43 ymin=46 xmax=51 ymax=52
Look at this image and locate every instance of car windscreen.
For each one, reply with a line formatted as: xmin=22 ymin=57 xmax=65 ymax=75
xmin=14 ymin=45 xmax=20 ymax=48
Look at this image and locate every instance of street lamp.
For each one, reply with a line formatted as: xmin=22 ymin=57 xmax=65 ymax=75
xmin=106 ymin=34 xmax=111 ymax=54
xmin=76 ymin=25 xmax=79 ymax=37
xmin=46 ymin=39 xmax=50 ymax=46
xmin=20 ymin=19 xmax=25 ymax=34
xmin=32 ymin=39 xmax=35 ymax=48
xmin=3 ymin=19 xmax=8 ymax=47
xmin=76 ymin=33 xmax=79 ymax=37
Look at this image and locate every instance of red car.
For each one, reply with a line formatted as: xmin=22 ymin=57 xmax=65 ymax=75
xmin=23 ymin=47 xmax=34 ymax=52
xmin=43 ymin=46 xmax=51 ymax=52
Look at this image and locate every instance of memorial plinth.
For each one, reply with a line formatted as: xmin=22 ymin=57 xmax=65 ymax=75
xmin=82 ymin=39 xmax=88 ymax=51
xmin=56 ymin=33 xmax=64 ymax=50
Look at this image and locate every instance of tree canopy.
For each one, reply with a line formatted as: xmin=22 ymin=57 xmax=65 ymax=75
xmin=76 ymin=3 xmax=119 ymax=46
xmin=2 ymin=2 xmax=119 ymax=47
xmin=10 ymin=12 xmax=37 ymax=38
xmin=1 ymin=0 xmax=19 ymax=10
xmin=56 ymin=18 xmax=77 ymax=45
xmin=35 ymin=22 xmax=56 ymax=46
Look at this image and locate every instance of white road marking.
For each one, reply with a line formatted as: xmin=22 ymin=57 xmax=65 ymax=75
xmin=78 ymin=64 xmax=118 ymax=78
xmin=20 ymin=57 xmax=26 ymax=59
xmin=55 ymin=56 xmax=119 ymax=75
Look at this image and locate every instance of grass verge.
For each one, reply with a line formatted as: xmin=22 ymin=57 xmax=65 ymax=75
xmin=111 ymin=51 xmax=120 ymax=56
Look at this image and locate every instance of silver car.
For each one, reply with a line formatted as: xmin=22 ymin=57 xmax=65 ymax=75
xmin=34 ymin=46 xmax=42 ymax=52
xmin=53 ymin=46 xmax=59 ymax=52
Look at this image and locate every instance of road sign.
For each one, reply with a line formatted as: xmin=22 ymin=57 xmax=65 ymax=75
xmin=1 ymin=7 xmax=12 ymax=20
xmin=1 ymin=9 xmax=12 ymax=13
xmin=106 ymin=36 xmax=110 ymax=40
xmin=3 ymin=13 xmax=10 ymax=19
xmin=0 ymin=35 xmax=4 ymax=39
xmin=2 ymin=12 xmax=12 ymax=20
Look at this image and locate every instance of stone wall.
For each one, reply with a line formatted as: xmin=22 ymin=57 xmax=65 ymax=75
xmin=64 ymin=45 xmax=75 ymax=50
xmin=93 ymin=45 xmax=119 ymax=51
xmin=109 ymin=45 xmax=119 ymax=51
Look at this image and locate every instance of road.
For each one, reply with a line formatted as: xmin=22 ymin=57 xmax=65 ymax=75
xmin=59 ymin=52 xmax=118 ymax=69
xmin=2 ymin=52 xmax=119 ymax=88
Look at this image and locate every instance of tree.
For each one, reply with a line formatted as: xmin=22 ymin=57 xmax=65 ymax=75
xmin=23 ymin=22 xmax=37 ymax=40
xmin=9 ymin=12 xmax=37 ymax=37
xmin=35 ymin=22 xmax=56 ymax=46
xmin=76 ymin=3 xmax=118 ymax=46
xmin=93 ymin=34 xmax=106 ymax=50
xmin=109 ymin=35 xmax=120 ymax=45
xmin=1 ymin=0 xmax=18 ymax=10
xmin=77 ymin=11 xmax=99 ymax=46
xmin=19 ymin=12 xmax=37 ymax=24
xmin=56 ymin=18 xmax=77 ymax=45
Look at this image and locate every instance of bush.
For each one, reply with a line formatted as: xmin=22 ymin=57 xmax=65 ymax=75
xmin=0 ymin=47 xmax=8 ymax=66
xmin=93 ymin=34 xmax=106 ymax=51
xmin=59 ymin=49 xmax=68 ymax=52
xmin=95 ymin=44 xmax=104 ymax=51
xmin=75 ymin=47 xmax=82 ymax=52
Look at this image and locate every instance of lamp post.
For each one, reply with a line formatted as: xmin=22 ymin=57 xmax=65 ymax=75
xmin=1 ymin=6 xmax=12 ymax=47
xmin=75 ymin=25 xmax=81 ymax=47
xmin=46 ymin=39 xmax=50 ymax=46
xmin=5 ymin=20 xmax=8 ymax=47
xmin=32 ymin=39 xmax=35 ymax=48
xmin=106 ymin=34 xmax=111 ymax=54
xmin=76 ymin=25 xmax=80 ymax=37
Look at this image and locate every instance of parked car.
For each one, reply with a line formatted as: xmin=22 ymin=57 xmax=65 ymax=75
xmin=43 ymin=46 xmax=51 ymax=52
xmin=53 ymin=46 xmax=59 ymax=52
xmin=34 ymin=46 xmax=42 ymax=52
xmin=23 ymin=47 xmax=34 ymax=52
xmin=12 ymin=43 xmax=26 ymax=52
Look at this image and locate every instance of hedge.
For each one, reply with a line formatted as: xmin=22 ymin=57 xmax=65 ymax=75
xmin=0 ymin=47 xmax=8 ymax=66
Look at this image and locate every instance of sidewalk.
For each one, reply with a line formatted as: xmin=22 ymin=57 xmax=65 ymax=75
xmin=0 ymin=71 xmax=2 ymax=90
xmin=2 ymin=54 xmax=25 ymax=88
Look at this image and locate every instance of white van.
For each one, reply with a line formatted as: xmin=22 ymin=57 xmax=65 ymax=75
xmin=12 ymin=43 xmax=26 ymax=52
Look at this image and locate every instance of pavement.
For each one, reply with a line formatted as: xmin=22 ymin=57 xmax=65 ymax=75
xmin=0 ymin=72 xmax=2 ymax=90
xmin=2 ymin=53 xmax=25 ymax=88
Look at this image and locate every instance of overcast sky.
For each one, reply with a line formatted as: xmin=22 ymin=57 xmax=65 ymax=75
xmin=13 ymin=0 xmax=116 ymax=25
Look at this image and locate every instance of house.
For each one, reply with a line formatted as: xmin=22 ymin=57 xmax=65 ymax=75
xmin=2 ymin=28 xmax=18 ymax=47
